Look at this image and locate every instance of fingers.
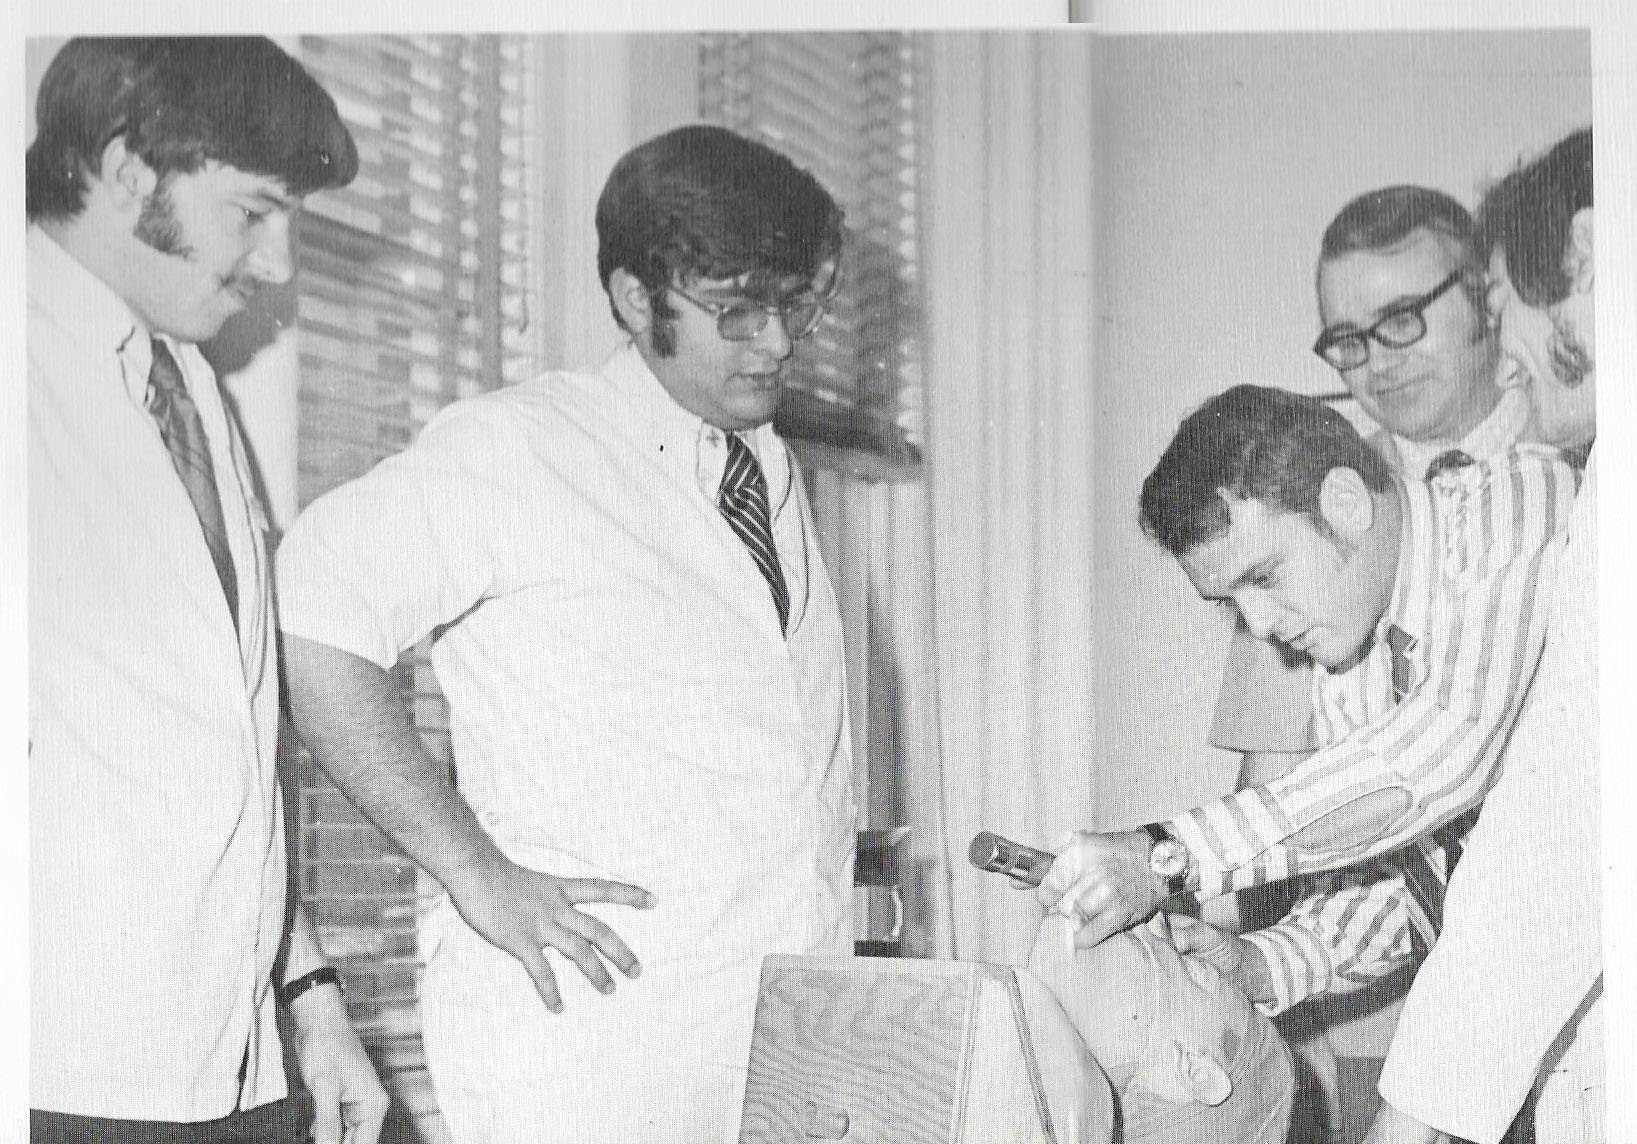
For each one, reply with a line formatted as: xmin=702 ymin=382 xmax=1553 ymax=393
xmin=562 ymin=908 xmax=644 ymax=980
xmin=1162 ymin=915 xmax=1211 ymax=953
xmin=1071 ymin=910 xmax=1124 ymax=949
xmin=560 ymin=876 xmax=658 ymax=911
xmin=344 ymin=1086 xmax=391 ymax=1144
xmin=513 ymin=942 xmax=566 ymax=1014
xmin=307 ymin=1074 xmax=342 ymax=1144
xmin=549 ymin=918 xmax=619 ymax=996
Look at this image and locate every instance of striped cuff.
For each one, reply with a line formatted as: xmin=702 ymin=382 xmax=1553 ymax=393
xmin=1168 ymin=806 xmax=1296 ymax=899
xmin=1241 ymin=924 xmax=1333 ymax=1017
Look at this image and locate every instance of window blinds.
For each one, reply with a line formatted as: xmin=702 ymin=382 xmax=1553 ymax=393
xmin=699 ymin=33 xmax=924 ymax=475
xmin=289 ymin=34 xmax=534 ymax=1131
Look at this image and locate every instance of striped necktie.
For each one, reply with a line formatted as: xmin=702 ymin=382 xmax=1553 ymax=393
xmin=148 ymin=338 xmax=238 ymax=627
xmin=1385 ymin=622 xmax=1473 ymax=949
xmin=718 ymin=433 xmax=789 ymax=635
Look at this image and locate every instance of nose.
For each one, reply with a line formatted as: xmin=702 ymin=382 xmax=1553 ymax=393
xmin=246 ymin=213 xmax=295 ymax=286
xmin=1365 ymin=338 xmax=1411 ymax=377
xmin=751 ymin=311 xmax=794 ymax=362
xmin=1234 ymin=591 xmax=1277 ymax=641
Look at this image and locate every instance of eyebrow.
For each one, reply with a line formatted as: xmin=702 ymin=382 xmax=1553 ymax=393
xmin=244 ymin=188 xmax=302 ymax=212
xmin=1201 ymin=555 xmax=1277 ymax=600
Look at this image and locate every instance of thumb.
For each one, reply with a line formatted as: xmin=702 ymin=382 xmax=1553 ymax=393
xmin=1161 ymin=914 xmax=1210 ymax=953
xmin=306 ymin=1072 xmax=343 ymax=1144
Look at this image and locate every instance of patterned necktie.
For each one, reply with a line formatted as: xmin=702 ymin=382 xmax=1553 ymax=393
xmin=1425 ymin=448 xmax=1475 ymax=481
xmin=148 ymin=338 xmax=238 ymax=626
xmin=1385 ymin=622 xmax=1473 ymax=948
xmin=718 ymin=433 xmax=790 ymax=635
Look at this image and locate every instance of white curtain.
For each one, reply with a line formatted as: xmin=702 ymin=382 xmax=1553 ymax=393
xmin=902 ymin=32 xmax=1099 ymax=965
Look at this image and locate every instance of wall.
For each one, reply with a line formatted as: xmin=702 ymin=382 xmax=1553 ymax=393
xmin=1090 ymin=29 xmax=1592 ymax=828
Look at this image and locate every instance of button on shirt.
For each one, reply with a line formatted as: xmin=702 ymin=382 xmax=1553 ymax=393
xmin=29 ymin=228 xmax=286 ymax=1118
xmin=275 ymin=344 xmax=856 ymax=1044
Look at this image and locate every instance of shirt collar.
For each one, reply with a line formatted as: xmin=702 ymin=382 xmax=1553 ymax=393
xmin=1377 ymin=474 xmax=1437 ymax=648
xmin=600 ymin=341 xmax=792 ymax=509
xmin=1389 ymin=380 xmax=1531 ymax=479
xmin=29 ymin=225 xmax=155 ymax=406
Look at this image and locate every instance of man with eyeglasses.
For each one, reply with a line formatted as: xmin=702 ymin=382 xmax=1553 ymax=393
xmin=1201 ymin=186 xmax=1536 ymax=1141
xmin=275 ymin=125 xmax=855 ymax=1144
xmin=1036 ymin=379 xmax=1574 ymax=1140
xmin=1213 ymin=186 xmax=1528 ymax=813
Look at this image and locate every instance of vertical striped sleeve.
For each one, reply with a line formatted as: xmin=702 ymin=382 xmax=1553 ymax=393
xmin=1167 ymin=450 xmax=1575 ymax=889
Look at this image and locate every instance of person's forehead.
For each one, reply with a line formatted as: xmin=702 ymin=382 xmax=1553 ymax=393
xmin=186 ymin=161 xmax=301 ymax=210
xmin=1317 ymin=229 xmax=1460 ymax=323
xmin=1177 ymin=498 xmax=1286 ymax=595
xmin=688 ymin=259 xmax=836 ymax=301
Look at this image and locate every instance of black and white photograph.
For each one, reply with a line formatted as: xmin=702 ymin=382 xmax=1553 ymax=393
xmin=16 ymin=6 xmax=1632 ymax=1144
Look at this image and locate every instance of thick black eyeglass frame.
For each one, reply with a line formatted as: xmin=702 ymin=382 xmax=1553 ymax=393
xmin=1312 ymin=271 xmax=1465 ymax=371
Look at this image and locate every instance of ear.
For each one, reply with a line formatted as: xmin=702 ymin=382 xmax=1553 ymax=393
xmin=98 ymin=136 xmax=158 ymax=212
xmin=1317 ymin=467 xmax=1374 ymax=541
xmin=608 ymin=268 xmax=655 ymax=335
xmin=1566 ymin=207 xmax=1594 ymax=295
xmin=1169 ymin=1040 xmax=1232 ymax=1107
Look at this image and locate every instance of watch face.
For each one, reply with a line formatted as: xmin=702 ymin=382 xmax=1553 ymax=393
xmin=1150 ymin=839 xmax=1189 ymax=880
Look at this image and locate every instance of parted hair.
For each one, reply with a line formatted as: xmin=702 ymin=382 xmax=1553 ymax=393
xmin=27 ymin=36 xmax=358 ymax=222
xmin=595 ymin=124 xmax=844 ymax=353
xmin=1140 ymin=385 xmax=1391 ymax=556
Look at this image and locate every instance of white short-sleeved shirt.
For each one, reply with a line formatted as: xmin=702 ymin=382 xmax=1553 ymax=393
xmin=29 ymin=227 xmax=288 ymax=1119
xmin=276 ymin=345 xmax=857 ymax=1134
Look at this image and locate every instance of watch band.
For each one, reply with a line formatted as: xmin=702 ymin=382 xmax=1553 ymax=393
xmin=277 ymin=965 xmax=342 ymax=1008
xmin=1141 ymin=822 xmax=1189 ymax=897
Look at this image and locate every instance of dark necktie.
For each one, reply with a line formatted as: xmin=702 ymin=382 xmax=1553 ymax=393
xmin=718 ymin=433 xmax=790 ymax=635
xmin=1385 ymin=622 xmax=1474 ymax=947
xmin=1425 ymin=448 xmax=1475 ymax=481
xmin=148 ymin=338 xmax=238 ymax=626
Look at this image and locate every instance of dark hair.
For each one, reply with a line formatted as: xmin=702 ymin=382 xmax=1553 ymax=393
xmin=1477 ymin=128 xmax=1593 ymax=308
xmin=1319 ymin=185 xmax=1484 ymax=304
xmin=27 ymin=36 xmax=358 ymax=221
xmin=595 ymin=124 xmax=844 ymax=354
xmin=1139 ymin=385 xmax=1392 ymax=556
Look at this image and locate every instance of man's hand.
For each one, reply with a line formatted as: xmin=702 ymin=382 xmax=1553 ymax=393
xmin=288 ymin=981 xmax=390 ymax=1144
xmin=446 ymin=854 xmax=657 ymax=1013
xmin=1361 ymin=1101 xmax=1448 ymax=1144
xmin=1034 ymin=829 xmax=1164 ymax=947
xmin=1147 ymin=913 xmax=1275 ymax=1005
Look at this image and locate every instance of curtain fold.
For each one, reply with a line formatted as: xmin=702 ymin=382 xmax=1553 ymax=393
xmin=908 ymin=32 xmax=1098 ymax=964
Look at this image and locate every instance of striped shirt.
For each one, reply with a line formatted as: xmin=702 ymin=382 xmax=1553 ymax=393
xmin=1230 ymin=448 xmax=1576 ymax=1013
xmin=1170 ymin=446 xmax=1577 ymax=899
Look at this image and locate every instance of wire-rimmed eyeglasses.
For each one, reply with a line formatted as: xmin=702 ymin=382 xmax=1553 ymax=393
xmin=668 ymin=269 xmax=840 ymax=343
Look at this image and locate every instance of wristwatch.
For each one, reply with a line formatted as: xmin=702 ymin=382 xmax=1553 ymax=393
xmin=1141 ymin=822 xmax=1190 ymax=898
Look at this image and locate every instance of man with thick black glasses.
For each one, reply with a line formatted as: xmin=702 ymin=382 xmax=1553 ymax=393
xmin=1201 ymin=187 xmax=1536 ymax=1141
xmin=274 ymin=124 xmax=855 ymax=1144
xmin=1214 ymin=186 xmax=1527 ymax=813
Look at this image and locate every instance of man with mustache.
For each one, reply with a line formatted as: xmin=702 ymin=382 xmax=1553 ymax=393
xmin=28 ymin=36 xmax=386 ymax=1144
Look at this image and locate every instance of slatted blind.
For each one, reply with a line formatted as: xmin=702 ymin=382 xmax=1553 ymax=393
xmin=700 ymin=33 xmax=924 ymax=474
xmin=287 ymin=34 xmax=534 ymax=1140
xmin=700 ymin=34 xmax=928 ymax=950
